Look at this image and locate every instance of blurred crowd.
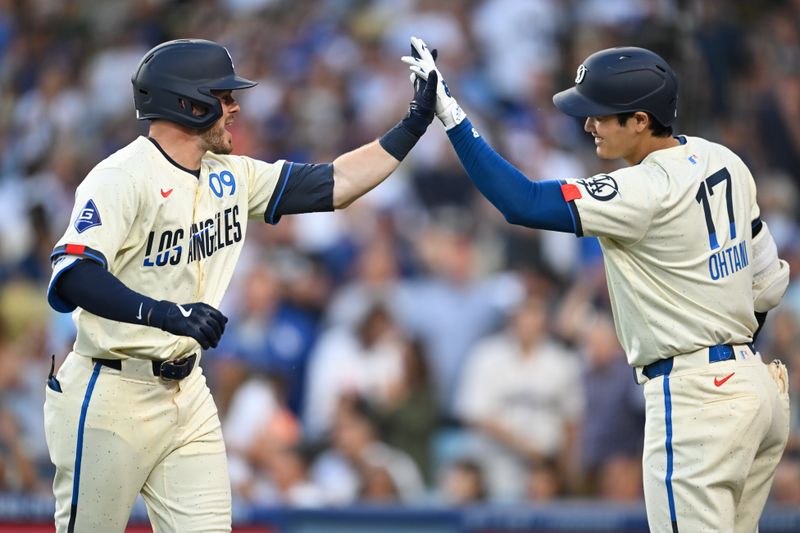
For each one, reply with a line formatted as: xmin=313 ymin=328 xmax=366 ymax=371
xmin=2 ymin=0 xmax=800 ymax=510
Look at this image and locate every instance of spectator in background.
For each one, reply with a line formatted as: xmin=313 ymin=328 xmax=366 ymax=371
xmin=324 ymin=234 xmax=405 ymax=331
xmin=9 ymin=61 xmax=89 ymax=174
xmin=753 ymin=9 xmax=800 ymax=185
xmin=263 ymin=444 xmax=325 ymax=507
xmin=455 ymin=295 xmax=583 ymax=501
xmin=223 ymin=372 xmax=303 ymax=503
xmin=765 ymin=307 xmax=800 ymax=456
xmin=311 ymin=396 xmax=425 ymax=505
xmin=554 ymin=263 xmax=644 ymax=501
xmin=377 ymin=337 xmax=439 ymax=483
xmin=755 ymin=66 xmax=800 ymax=190
xmin=771 ymin=458 xmax=800 ymax=505
xmin=360 ymin=463 xmax=401 ymax=504
xmin=579 ymin=313 xmax=645 ymax=500
xmin=0 ymin=404 xmax=40 ymax=494
xmin=0 ymin=293 xmax=48 ymax=494
xmin=395 ymin=208 xmax=524 ymax=414
xmin=0 ymin=281 xmax=52 ymax=487
xmin=439 ymin=458 xmax=487 ymax=506
xmin=525 ymin=457 xmax=562 ymax=502
xmin=209 ymin=260 xmax=317 ymax=417
xmin=470 ymin=0 xmax=565 ymax=103
xmin=303 ymin=302 xmax=404 ymax=439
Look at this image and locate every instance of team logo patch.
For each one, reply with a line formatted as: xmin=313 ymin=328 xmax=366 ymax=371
xmin=575 ymin=64 xmax=587 ymax=84
xmin=74 ymin=199 xmax=102 ymax=233
xmin=577 ymin=175 xmax=619 ymax=201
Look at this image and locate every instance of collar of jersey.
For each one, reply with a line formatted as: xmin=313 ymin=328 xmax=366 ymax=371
xmin=638 ymin=134 xmax=688 ymax=165
xmin=147 ymin=137 xmax=201 ymax=178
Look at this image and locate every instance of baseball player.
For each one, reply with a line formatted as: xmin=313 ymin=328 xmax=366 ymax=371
xmin=44 ymin=38 xmax=437 ymax=532
xmin=404 ymin=37 xmax=791 ymax=532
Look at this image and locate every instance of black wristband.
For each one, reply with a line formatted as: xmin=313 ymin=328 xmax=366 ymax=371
xmin=379 ymin=120 xmax=421 ymax=161
xmin=147 ymin=300 xmax=173 ymax=329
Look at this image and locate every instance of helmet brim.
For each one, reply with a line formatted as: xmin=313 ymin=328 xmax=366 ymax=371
xmin=207 ymin=75 xmax=258 ymax=91
xmin=552 ymin=87 xmax=625 ymax=118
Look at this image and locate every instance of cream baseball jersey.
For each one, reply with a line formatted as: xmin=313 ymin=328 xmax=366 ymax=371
xmin=562 ymin=136 xmax=759 ymax=366
xmin=48 ymin=137 xmax=290 ymax=361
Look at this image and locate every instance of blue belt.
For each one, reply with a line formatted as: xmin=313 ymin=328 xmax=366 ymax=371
xmin=642 ymin=344 xmax=745 ymax=380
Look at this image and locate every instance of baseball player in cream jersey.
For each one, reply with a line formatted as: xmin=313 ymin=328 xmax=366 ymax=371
xmin=405 ymin=39 xmax=790 ymax=532
xmin=44 ymin=39 xmax=438 ymax=532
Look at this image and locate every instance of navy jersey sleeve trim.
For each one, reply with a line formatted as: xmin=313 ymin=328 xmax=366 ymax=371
xmin=48 ymin=245 xmax=109 ymax=312
xmin=752 ymin=216 xmax=763 ymax=237
xmin=446 ymin=119 xmax=575 ymax=233
xmin=559 ymin=180 xmax=584 ymax=237
xmin=48 ymin=257 xmax=82 ymax=313
xmin=50 ymin=244 xmax=108 ymax=270
xmin=265 ymin=162 xmax=293 ymax=224
xmin=265 ymin=162 xmax=334 ymax=225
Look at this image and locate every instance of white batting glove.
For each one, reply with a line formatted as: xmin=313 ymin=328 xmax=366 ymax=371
xmin=401 ymin=36 xmax=466 ymax=130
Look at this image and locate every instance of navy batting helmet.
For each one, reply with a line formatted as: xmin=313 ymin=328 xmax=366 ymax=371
xmin=553 ymin=47 xmax=678 ymax=126
xmin=132 ymin=39 xmax=257 ymax=130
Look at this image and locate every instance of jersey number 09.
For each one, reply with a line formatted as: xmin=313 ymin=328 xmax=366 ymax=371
xmin=695 ymin=167 xmax=735 ymax=250
xmin=209 ymin=170 xmax=236 ymax=198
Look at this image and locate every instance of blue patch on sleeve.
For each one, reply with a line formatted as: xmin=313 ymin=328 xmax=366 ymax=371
xmin=74 ymin=199 xmax=102 ymax=233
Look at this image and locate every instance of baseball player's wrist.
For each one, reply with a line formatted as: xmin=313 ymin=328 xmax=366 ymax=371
xmin=379 ymin=121 xmax=422 ymax=161
xmin=147 ymin=300 xmax=174 ymax=329
xmin=437 ymin=97 xmax=466 ymax=131
xmin=402 ymin=106 xmax=433 ymax=137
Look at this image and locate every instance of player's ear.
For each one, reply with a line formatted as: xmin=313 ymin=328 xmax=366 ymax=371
xmin=634 ymin=111 xmax=650 ymax=132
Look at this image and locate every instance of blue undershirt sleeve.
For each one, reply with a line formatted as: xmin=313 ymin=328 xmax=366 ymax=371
xmin=55 ymin=259 xmax=157 ymax=326
xmin=446 ymin=119 xmax=576 ymax=233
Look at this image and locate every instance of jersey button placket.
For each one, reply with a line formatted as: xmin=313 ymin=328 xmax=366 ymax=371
xmin=191 ymin=177 xmax=204 ymax=301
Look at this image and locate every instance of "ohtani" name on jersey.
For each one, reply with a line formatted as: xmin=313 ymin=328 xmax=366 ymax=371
xmin=708 ymin=240 xmax=748 ymax=281
xmin=142 ymin=206 xmax=242 ymax=267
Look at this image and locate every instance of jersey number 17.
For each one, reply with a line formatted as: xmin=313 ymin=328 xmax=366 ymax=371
xmin=695 ymin=168 xmax=735 ymax=250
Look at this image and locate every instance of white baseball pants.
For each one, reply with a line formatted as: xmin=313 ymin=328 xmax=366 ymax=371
xmin=640 ymin=345 xmax=789 ymax=533
xmin=44 ymin=352 xmax=231 ymax=532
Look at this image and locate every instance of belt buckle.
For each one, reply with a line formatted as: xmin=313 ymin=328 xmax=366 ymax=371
xmin=158 ymin=356 xmax=192 ymax=381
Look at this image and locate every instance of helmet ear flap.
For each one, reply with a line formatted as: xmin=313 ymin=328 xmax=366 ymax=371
xmin=178 ymin=98 xmax=210 ymax=117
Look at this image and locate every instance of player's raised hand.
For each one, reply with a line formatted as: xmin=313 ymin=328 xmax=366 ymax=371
xmin=148 ymin=300 xmax=228 ymax=349
xmin=402 ymin=64 xmax=438 ymax=137
xmin=401 ymin=36 xmax=466 ymax=130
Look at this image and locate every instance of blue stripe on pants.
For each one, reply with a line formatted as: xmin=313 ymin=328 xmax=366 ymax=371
xmin=67 ymin=362 xmax=102 ymax=533
xmin=663 ymin=374 xmax=679 ymax=533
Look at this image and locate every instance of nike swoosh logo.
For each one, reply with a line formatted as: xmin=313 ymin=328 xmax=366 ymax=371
xmin=714 ymin=372 xmax=735 ymax=387
xmin=160 ymin=188 xmax=174 ymax=198
xmin=136 ymin=302 xmax=143 ymax=320
xmin=177 ymin=304 xmax=193 ymax=318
